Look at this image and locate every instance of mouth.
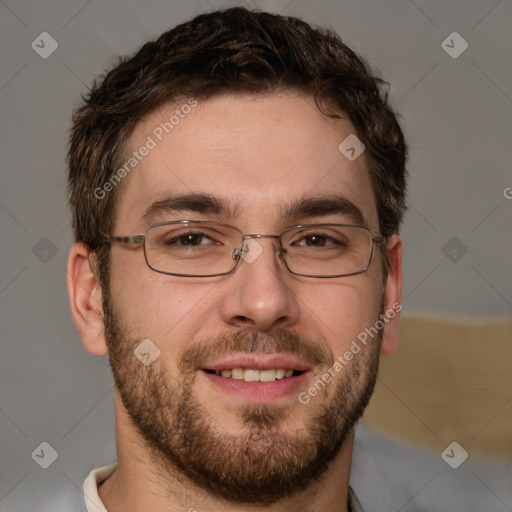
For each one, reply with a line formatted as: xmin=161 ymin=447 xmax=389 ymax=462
xmin=203 ymin=368 xmax=304 ymax=382
xmin=198 ymin=355 xmax=312 ymax=402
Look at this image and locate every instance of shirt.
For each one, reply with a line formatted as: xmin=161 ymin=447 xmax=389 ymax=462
xmin=83 ymin=464 xmax=366 ymax=512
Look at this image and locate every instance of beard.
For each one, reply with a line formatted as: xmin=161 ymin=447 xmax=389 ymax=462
xmin=102 ymin=291 xmax=382 ymax=505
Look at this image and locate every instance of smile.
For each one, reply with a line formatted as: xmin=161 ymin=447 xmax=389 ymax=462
xmin=203 ymin=368 xmax=303 ymax=382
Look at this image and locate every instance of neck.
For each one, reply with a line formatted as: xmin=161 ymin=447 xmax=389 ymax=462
xmin=99 ymin=394 xmax=355 ymax=512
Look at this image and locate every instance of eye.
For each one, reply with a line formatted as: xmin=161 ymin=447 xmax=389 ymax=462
xmin=164 ymin=232 xmax=219 ymax=247
xmin=296 ymin=233 xmax=339 ymax=247
xmin=179 ymin=233 xmax=210 ymax=246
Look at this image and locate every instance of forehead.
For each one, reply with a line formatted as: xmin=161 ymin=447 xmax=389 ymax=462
xmin=113 ymin=92 xmax=378 ymax=232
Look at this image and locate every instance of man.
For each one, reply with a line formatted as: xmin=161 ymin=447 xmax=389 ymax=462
xmin=67 ymin=7 xmax=406 ymax=511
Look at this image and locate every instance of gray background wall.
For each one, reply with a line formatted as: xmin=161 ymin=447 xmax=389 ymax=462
xmin=1 ymin=0 xmax=511 ymax=510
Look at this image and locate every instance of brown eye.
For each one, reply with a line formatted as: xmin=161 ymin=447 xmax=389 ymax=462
xmin=303 ymin=234 xmax=328 ymax=246
xmin=162 ymin=232 xmax=216 ymax=247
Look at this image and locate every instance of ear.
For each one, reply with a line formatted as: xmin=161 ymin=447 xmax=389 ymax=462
xmin=380 ymin=234 xmax=403 ymax=355
xmin=66 ymin=243 xmax=108 ymax=355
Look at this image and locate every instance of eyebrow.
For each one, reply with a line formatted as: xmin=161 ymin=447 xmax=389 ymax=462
xmin=140 ymin=193 xmax=366 ymax=227
xmin=281 ymin=195 xmax=366 ymax=227
xmin=140 ymin=193 xmax=240 ymax=225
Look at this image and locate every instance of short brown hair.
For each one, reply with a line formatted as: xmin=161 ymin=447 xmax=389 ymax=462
xmin=68 ymin=7 xmax=407 ymax=257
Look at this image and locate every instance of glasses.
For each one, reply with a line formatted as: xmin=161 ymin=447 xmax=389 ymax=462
xmin=105 ymin=220 xmax=386 ymax=278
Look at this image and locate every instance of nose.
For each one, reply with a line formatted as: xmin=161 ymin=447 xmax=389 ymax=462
xmin=219 ymin=237 xmax=300 ymax=332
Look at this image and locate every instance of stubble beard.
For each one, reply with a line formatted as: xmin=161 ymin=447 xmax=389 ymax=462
xmin=103 ymin=293 xmax=382 ymax=505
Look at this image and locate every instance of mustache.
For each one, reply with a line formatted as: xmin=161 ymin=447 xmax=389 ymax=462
xmin=179 ymin=328 xmax=334 ymax=373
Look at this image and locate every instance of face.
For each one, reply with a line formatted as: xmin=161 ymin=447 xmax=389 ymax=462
xmin=103 ymin=92 xmax=395 ymax=504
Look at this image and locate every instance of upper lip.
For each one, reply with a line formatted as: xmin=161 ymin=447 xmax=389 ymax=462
xmin=200 ymin=354 xmax=312 ymax=372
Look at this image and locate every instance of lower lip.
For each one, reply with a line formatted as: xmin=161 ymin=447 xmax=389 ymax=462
xmin=199 ymin=370 xmax=310 ymax=403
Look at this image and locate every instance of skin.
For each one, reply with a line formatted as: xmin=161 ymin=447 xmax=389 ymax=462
xmin=67 ymin=91 xmax=402 ymax=512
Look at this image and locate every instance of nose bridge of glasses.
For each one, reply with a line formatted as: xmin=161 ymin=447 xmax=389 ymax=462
xmin=243 ymin=234 xmax=281 ymax=241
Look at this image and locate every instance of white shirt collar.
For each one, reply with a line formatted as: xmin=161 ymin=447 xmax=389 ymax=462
xmin=83 ymin=463 xmax=117 ymax=512
xmin=83 ymin=463 xmax=365 ymax=511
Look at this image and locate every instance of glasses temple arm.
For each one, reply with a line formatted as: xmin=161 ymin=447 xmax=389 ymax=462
xmin=105 ymin=235 xmax=145 ymax=245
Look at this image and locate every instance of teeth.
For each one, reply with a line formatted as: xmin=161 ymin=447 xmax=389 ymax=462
xmin=259 ymin=369 xmax=276 ymax=382
xmin=231 ymin=368 xmax=244 ymax=380
xmin=211 ymin=368 xmax=297 ymax=382
xmin=244 ymin=369 xmax=260 ymax=382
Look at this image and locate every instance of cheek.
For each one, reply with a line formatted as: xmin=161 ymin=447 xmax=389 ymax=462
xmin=302 ymin=278 xmax=383 ymax=357
xmin=109 ymin=258 xmax=217 ymax=351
